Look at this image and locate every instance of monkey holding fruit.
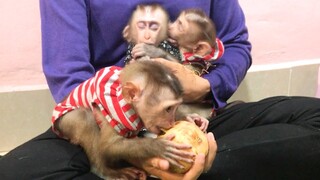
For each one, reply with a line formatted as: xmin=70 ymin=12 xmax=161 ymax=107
xmin=52 ymin=60 xmax=197 ymax=179
xmin=159 ymin=120 xmax=209 ymax=174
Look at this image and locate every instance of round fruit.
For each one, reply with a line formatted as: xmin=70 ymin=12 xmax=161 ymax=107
xmin=158 ymin=120 xmax=209 ymax=174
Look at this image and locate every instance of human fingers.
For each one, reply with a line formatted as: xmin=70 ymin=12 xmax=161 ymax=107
xmin=204 ymin=132 xmax=217 ymax=172
xmin=144 ymin=155 xmax=206 ymax=180
xmin=182 ymin=153 xmax=206 ymax=180
xmin=119 ymin=167 xmax=146 ymax=180
xmin=145 ymin=157 xmax=170 ymax=171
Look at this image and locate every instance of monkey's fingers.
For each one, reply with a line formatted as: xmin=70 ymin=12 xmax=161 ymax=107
xmin=167 ymin=141 xmax=193 ymax=151
xmin=132 ymin=50 xmax=147 ymax=59
xmin=166 ymin=145 xmax=195 ymax=159
xmin=131 ymin=44 xmax=149 ymax=58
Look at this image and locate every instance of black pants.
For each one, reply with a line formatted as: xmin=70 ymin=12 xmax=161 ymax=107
xmin=1 ymin=96 xmax=320 ymax=180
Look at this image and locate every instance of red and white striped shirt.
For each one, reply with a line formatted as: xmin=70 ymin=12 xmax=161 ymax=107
xmin=52 ymin=66 xmax=144 ymax=138
xmin=181 ymin=38 xmax=224 ymax=63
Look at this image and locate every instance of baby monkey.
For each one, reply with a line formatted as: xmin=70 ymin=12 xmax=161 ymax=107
xmin=169 ymin=8 xmax=224 ymax=75
xmin=52 ymin=61 xmax=197 ymax=179
xmin=122 ymin=4 xmax=180 ymax=63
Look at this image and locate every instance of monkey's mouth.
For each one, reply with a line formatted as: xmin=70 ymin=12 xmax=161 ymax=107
xmin=138 ymin=129 xmax=158 ymax=138
xmin=159 ymin=129 xmax=166 ymax=136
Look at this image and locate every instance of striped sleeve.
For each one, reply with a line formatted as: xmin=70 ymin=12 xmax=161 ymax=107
xmin=51 ymin=76 xmax=95 ymax=134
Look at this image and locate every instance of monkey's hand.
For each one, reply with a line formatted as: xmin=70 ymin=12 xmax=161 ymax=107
xmin=143 ymin=133 xmax=217 ymax=180
xmin=131 ymin=43 xmax=166 ymax=59
xmin=132 ymin=43 xmax=179 ymax=62
xmin=156 ymin=136 xmax=196 ymax=170
xmin=184 ymin=114 xmax=209 ymax=132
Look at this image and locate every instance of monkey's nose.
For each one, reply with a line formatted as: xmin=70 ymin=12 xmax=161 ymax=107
xmin=144 ymin=31 xmax=151 ymax=40
xmin=168 ymin=120 xmax=175 ymax=128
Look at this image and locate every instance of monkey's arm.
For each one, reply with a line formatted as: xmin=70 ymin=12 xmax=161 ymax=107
xmin=90 ymin=105 xmax=195 ymax=170
xmin=55 ymin=108 xmax=139 ymax=179
xmin=99 ymin=122 xmax=195 ymax=170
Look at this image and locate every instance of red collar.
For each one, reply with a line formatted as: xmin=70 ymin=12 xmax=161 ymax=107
xmin=182 ymin=38 xmax=224 ymax=63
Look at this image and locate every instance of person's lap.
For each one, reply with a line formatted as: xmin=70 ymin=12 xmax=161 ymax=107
xmin=0 ymin=128 xmax=102 ymax=180
xmin=202 ymin=123 xmax=320 ymax=180
xmin=209 ymin=96 xmax=320 ymax=138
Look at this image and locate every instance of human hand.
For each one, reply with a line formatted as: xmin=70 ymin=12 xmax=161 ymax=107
xmin=142 ymin=132 xmax=217 ymax=180
xmin=112 ymin=167 xmax=147 ymax=180
xmin=185 ymin=114 xmax=209 ymax=132
xmin=152 ymin=58 xmax=211 ymax=102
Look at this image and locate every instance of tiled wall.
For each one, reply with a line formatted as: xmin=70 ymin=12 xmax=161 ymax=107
xmin=0 ymin=89 xmax=54 ymax=153
xmin=229 ymin=61 xmax=320 ymax=102
xmin=1 ymin=62 xmax=319 ymax=154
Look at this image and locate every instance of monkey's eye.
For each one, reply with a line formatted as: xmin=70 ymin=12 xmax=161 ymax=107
xmin=165 ymin=106 xmax=173 ymax=113
xmin=137 ymin=22 xmax=146 ymax=29
xmin=150 ymin=23 xmax=159 ymax=31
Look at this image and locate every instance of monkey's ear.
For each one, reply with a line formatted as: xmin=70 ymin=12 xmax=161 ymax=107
xmin=193 ymin=41 xmax=212 ymax=56
xmin=122 ymin=25 xmax=131 ymax=41
xmin=122 ymin=81 xmax=141 ymax=103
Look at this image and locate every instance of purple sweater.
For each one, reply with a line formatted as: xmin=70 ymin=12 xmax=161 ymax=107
xmin=40 ymin=0 xmax=252 ymax=109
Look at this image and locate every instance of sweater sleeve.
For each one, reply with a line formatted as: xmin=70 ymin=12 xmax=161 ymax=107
xmin=202 ymin=0 xmax=252 ymax=109
xmin=40 ymin=0 xmax=95 ymax=103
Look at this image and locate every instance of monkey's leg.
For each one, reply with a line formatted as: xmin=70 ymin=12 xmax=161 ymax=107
xmin=55 ymin=108 xmax=122 ymax=178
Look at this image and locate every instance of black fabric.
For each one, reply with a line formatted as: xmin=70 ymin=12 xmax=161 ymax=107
xmin=0 ymin=128 xmax=102 ymax=180
xmin=201 ymin=124 xmax=320 ymax=180
xmin=1 ymin=96 xmax=320 ymax=179
xmin=209 ymin=96 xmax=320 ymax=138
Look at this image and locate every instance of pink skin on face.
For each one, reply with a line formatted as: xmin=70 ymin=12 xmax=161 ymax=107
xmin=134 ymin=7 xmax=167 ymax=45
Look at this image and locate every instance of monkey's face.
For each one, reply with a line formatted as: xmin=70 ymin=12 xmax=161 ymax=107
xmin=169 ymin=13 xmax=199 ymax=51
xmin=134 ymin=87 xmax=182 ymax=135
xmin=129 ymin=7 xmax=168 ymax=46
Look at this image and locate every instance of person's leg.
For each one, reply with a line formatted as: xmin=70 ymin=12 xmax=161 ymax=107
xmin=203 ymin=96 xmax=320 ymax=179
xmin=209 ymin=96 xmax=320 ymax=138
xmin=201 ymin=124 xmax=320 ymax=180
xmin=0 ymin=128 xmax=102 ymax=180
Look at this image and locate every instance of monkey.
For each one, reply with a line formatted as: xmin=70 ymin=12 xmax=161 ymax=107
xmin=167 ymin=8 xmax=226 ymax=119
xmin=122 ymin=4 xmax=180 ymax=64
xmin=52 ymin=60 xmax=197 ymax=179
xmin=168 ymin=8 xmax=224 ymax=76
